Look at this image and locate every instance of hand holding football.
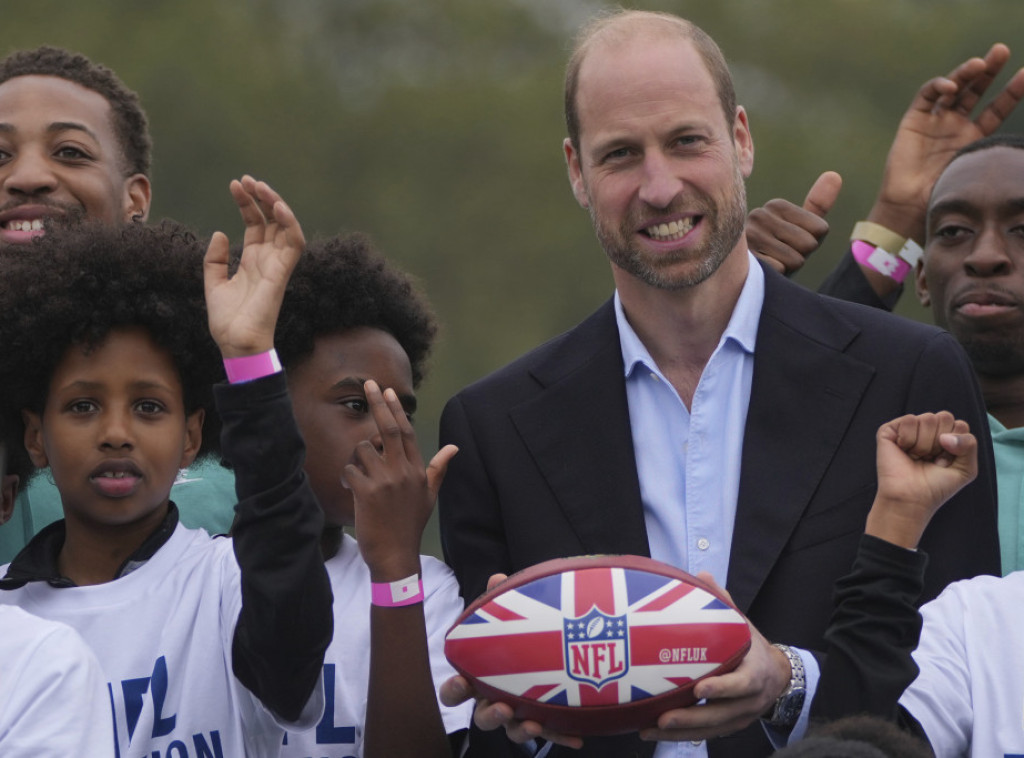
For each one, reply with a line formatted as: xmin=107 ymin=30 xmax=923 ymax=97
xmin=444 ymin=555 xmax=752 ymax=735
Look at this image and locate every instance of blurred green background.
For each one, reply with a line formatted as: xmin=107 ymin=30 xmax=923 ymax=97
xmin=11 ymin=0 xmax=1024 ymax=557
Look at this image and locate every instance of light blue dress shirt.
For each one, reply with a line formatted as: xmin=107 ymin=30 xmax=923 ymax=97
xmin=615 ymin=254 xmax=815 ymax=756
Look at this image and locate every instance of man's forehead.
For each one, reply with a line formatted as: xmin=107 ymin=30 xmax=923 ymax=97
xmin=932 ymin=147 xmax=1024 ymax=211
xmin=0 ymin=74 xmax=113 ymax=125
xmin=576 ymin=36 xmax=719 ymax=131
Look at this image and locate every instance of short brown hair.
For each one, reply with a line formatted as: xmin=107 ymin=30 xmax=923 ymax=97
xmin=564 ymin=10 xmax=736 ymax=152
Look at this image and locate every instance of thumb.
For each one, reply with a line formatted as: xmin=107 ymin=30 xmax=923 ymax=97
xmin=803 ymin=171 xmax=843 ymax=218
xmin=203 ymin=231 xmax=231 ymax=297
xmin=695 ymin=570 xmax=735 ymax=605
xmin=426 ymin=444 xmax=459 ymax=498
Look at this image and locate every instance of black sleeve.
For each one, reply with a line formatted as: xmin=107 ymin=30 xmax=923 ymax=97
xmin=215 ymin=372 xmax=333 ymax=722
xmin=818 ymin=248 xmax=901 ymax=311
xmin=812 ymin=535 xmax=930 ymax=743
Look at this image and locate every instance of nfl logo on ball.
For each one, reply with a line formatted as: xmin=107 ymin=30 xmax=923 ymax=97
xmin=564 ymin=608 xmax=628 ymax=689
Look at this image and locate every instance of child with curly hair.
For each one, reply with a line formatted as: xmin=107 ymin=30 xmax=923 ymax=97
xmin=0 ymin=177 xmax=332 ymax=757
xmin=274 ymin=233 xmax=471 ymax=757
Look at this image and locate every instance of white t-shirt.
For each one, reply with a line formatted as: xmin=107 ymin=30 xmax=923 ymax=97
xmin=281 ymin=534 xmax=471 ymax=758
xmin=0 ymin=524 xmax=323 ymax=758
xmin=900 ymin=570 xmax=1024 ymax=757
xmin=0 ymin=605 xmax=114 ymax=756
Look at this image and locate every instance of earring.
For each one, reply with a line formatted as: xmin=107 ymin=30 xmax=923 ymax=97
xmin=131 ymin=212 xmax=143 ymax=223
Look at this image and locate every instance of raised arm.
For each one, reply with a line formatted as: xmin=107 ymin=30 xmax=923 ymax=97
xmin=205 ymin=176 xmax=332 ymax=724
xmin=837 ymin=44 xmax=1024 ymax=305
xmin=812 ymin=412 xmax=977 ymax=731
xmin=345 ymin=379 xmax=459 ymax=758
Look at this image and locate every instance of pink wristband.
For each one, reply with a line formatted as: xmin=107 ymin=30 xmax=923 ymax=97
xmin=851 ymin=240 xmax=912 ymax=283
xmin=371 ymin=574 xmax=424 ymax=607
xmin=223 ymin=349 xmax=282 ymax=384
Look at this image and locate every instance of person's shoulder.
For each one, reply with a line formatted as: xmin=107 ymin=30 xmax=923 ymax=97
xmin=764 ymin=269 xmax=950 ymax=349
xmin=447 ymin=299 xmax=617 ymax=405
xmin=939 ymin=570 xmax=1024 ymax=605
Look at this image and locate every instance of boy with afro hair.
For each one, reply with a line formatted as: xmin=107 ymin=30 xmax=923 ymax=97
xmin=0 ymin=177 xmax=333 ymax=757
xmin=273 ymin=232 xmax=471 ymax=757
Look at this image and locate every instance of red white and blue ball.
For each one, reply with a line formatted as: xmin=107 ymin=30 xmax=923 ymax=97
xmin=444 ymin=555 xmax=752 ymax=735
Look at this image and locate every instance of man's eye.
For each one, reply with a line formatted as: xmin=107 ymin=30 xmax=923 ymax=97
xmin=603 ymin=147 xmax=632 ymax=162
xmin=934 ymin=225 xmax=970 ymax=241
xmin=55 ymin=146 xmax=89 ymax=160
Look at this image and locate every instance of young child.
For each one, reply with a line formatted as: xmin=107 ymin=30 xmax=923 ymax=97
xmin=0 ymin=177 xmax=333 ymax=757
xmin=272 ymin=233 xmax=472 ymax=757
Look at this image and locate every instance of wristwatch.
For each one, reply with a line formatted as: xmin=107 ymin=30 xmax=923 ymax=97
xmin=767 ymin=643 xmax=806 ymax=728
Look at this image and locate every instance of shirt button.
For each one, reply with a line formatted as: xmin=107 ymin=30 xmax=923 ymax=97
xmin=697 ymin=538 xmax=710 ymax=551
xmin=690 ymin=740 xmax=703 ymax=747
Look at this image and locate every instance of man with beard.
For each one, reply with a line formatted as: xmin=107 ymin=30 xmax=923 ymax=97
xmin=0 ymin=47 xmax=236 ymax=561
xmin=437 ymin=9 xmax=1000 ymax=758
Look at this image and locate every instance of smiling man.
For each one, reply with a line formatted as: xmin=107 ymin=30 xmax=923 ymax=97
xmin=0 ymin=46 xmax=151 ymax=241
xmin=0 ymin=47 xmax=235 ymax=563
xmin=438 ymin=10 xmax=1001 ymax=758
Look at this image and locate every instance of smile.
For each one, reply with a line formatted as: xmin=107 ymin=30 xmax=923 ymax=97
xmin=644 ymin=217 xmax=695 ymax=241
xmin=3 ymin=219 xmax=44 ymax=232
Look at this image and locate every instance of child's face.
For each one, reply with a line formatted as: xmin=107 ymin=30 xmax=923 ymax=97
xmin=287 ymin=327 xmax=416 ymax=528
xmin=23 ymin=327 xmax=202 ymax=531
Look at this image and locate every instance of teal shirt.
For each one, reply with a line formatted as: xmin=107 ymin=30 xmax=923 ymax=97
xmin=990 ymin=413 xmax=1024 ymax=575
xmin=0 ymin=459 xmax=237 ymax=564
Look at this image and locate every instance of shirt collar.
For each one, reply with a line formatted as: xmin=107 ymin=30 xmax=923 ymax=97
xmin=0 ymin=503 xmax=181 ymax=589
xmin=615 ymin=251 xmax=764 ymax=378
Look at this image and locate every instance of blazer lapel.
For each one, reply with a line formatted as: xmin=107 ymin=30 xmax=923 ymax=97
xmin=509 ymin=301 xmax=651 ymax=558
xmin=727 ymin=272 xmax=876 ymax=613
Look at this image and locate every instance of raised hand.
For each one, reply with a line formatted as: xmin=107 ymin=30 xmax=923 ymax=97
xmin=865 ymin=412 xmax=977 ymax=550
xmin=869 ymin=44 xmax=1024 ymax=244
xmin=343 ymin=379 xmax=458 ymax=582
xmin=747 ymin=171 xmax=843 ymax=274
xmin=204 ymin=175 xmax=305 ymax=358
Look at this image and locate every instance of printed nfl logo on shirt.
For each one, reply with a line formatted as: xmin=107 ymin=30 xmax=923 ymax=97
xmin=564 ymin=607 xmax=628 ymax=688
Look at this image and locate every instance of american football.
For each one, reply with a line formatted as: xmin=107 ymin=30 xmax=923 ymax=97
xmin=444 ymin=555 xmax=752 ymax=735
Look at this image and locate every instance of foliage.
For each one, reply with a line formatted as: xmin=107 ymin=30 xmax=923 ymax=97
xmin=6 ymin=0 xmax=1024 ymax=555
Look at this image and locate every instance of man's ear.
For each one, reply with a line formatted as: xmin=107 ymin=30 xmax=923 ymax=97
xmin=0 ymin=474 xmax=17 ymax=526
xmin=732 ymin=106 xmax=754 ymax=178
xmin=123 ymin=174 xmax=152 ymax=223
xmin=21 ymin=410 xmax=48 ymax=469
xmin=564 ymin=137 xmax=589 ymax=209
xmin=915 ymin=260 xmax=930 ymax=307
xmin=180 ymin=408 xmax=204 ymax=469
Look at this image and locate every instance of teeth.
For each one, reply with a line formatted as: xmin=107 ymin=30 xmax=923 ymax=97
xmin=4 ymin=219 xmax=44 ymax=232
xmin=646 ymin=217 xmax=694 ymax=241
xmin=99 ymin=472 xmax=131 ymax=479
